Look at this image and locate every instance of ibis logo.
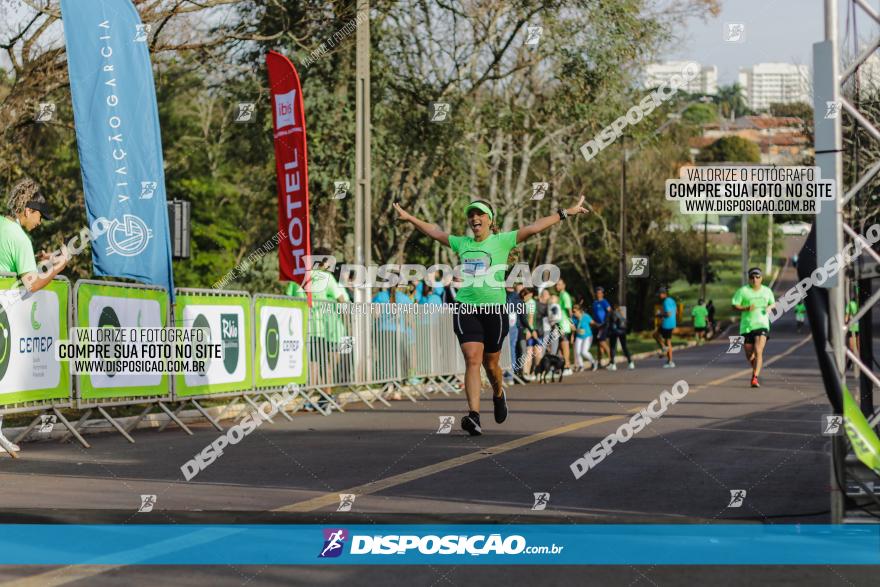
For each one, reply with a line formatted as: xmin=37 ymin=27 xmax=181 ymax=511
xmin=274 ymin=90 xmax=297 ymax=129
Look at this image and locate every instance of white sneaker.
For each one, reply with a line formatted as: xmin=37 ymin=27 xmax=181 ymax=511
xmin=563 ymin=368 xmax=573 ymax=376
xmin=591 ymin=363 xmax=599 ymax=372
xmin=628 ymin=362 xmax=635 ymax=370
xmin=663 ymin=361 xmax=676 ymax=369
xmin=606 ymin=363 xmax=617 ymax=371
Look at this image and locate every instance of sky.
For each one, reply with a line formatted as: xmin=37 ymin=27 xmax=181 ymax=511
xmin=660 ymin=0 xmax=879 ymax=84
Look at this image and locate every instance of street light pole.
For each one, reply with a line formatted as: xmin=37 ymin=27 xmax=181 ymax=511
xmin=355 ymin=0 xmax=371 ymax=302
xmin=619 ymin=137 xmax=627 ymax=313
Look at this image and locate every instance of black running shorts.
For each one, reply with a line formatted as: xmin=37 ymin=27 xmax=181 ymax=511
xmin=744 ymin=328 xmax=769 ymax=344
xmin=452 ymin=303 xmax=509 ymax=353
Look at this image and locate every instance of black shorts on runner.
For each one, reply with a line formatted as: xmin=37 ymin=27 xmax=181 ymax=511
xmin=595 ymin=325 xmax=608 ymax=341
xmin=453 ymin=303 xmax=509 ymax=353
xmin=744 ymin=328 xmax=769 ymax=344
xmin=659 ymin=327 xmax=673 ymax=340
xmin=695 ymin=326 xmax=706 ymax=333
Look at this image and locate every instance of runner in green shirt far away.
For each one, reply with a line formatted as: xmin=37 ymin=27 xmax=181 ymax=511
xmin=394 ymin=195 xmax=589 ymax=436
xmin=731 ymin=267 xmax=776 ymax=389
xmin=794 ymin=301 xmax=807 ymax=334
xmin=691 ymin=299 xmax=709 ymax=345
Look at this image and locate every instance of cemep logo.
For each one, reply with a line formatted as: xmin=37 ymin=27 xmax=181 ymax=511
xmin=319 ymin=528 xmax=348 ymax=558
xmin=0 ymin=307 xmax=11 ymax=381
xmin=266 ymin=314 xmax=280 ymax=370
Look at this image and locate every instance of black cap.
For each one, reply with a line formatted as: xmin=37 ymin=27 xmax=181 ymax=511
xmin=595 ymin=286 xmax=605 ymax=293
xmin=25 ymin=195 xmax=51 ymax=221
xmin=748 ymin=267 xmax=762 ymax=277
xmin=658 ymin=286 xmax=668 ymax=294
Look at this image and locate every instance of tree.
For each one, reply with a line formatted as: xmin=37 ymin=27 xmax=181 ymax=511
xmin=769 ymin=101 xmax=812 ymax=120
xmin=696 ymin=136 xmax=761 ymax=163
xmin=682 ymin=102 xmax=718 ymax=126
xmin=714 ymin=83 xmax=749 ymax=120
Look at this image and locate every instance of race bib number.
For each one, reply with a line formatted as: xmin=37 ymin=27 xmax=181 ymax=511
xmin=461 ymin=256 xmax=489 ymax=276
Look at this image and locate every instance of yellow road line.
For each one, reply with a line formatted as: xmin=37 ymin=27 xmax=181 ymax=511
xmin=273 ymin=414 xmax=625 ymax=512
xmin=5 ymin=336 xmax=815 ymax=586
xmin=626 ymin=335 xmax=813 ymax=413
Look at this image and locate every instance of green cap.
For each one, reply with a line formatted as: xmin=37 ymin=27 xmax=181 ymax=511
xmin=465 ymin=201 xmax=493 ymax=221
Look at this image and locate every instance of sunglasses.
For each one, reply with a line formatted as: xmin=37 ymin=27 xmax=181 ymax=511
xmin=749 ymin=274 xmax=762 ymax=280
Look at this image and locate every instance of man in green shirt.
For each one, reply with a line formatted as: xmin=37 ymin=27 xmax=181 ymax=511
xmin=691 ymin=299 xmax=709 ymax=344
xmin=285 ymin=248 xmax=348 ymax=401
xmin=555 ymin=278 xmax=573 ymax=375
xmin=731 ymin=267 xmax=776 ymax=388
xmin=794 ymin=301 xmax=807 ymax=334
xmin=0 ymin=178 xmax=66 ymax=454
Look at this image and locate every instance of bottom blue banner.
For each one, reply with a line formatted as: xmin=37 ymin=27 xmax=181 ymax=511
xmin=2 ymin=525 xmax=879 ymax=565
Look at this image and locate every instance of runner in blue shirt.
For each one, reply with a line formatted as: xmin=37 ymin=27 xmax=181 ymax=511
xmin=591 ymin=286 xmax=612 ymax=368
xmin=652 ymin=286 xmax=677 ymax=368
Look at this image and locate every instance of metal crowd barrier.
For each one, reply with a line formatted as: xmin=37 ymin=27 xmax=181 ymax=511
xmin=2 ymin=286 xmax=535 ymax=450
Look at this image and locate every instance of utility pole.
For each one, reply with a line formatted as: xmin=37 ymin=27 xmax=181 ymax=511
xmin=355 ymin=0 xmax=371 ymax=381
xmin=741 ymin=215 xmax=749 ymax=284
xmin=619 ymin=138 xmax=627 ymax=316
xmin=700 ymin=213 xmax=708 ymax=299
xmin=355 ymin=0 xmax=371 ymax=302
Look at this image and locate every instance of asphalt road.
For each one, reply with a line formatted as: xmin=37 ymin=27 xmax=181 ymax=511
xmin=2 ymin=248 xmax=875 ymax=585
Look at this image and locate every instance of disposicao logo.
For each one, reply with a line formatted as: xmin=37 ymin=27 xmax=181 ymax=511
xmin=318 ymin=530 xmax=535 ymax=557
xmin=319 ymin=529 xmax=348 ymax=558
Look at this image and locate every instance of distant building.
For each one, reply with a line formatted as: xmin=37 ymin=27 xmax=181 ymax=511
xmin=690 ymin=115 xmax=811 ymax=165
xmin=738 ymin=63 xmax=810 ymax=111
xmin=643 ymin=61 xmax=718 ymax=95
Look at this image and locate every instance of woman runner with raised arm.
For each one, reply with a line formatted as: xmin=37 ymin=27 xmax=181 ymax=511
xmin=394 ymin=196 xmax=589 ymax=435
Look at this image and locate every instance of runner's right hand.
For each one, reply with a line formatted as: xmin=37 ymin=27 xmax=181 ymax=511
xmin=393 ymin=202 xmax=411 ymax=222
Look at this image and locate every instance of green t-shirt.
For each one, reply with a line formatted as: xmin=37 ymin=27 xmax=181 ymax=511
xmin=691 ymin=305 xmax=708 ymax=328
xmin=558 ymin=290 xmax=573 ymax=334
xmin=285 ymin=281 xmax=306 ymax=299
xmin=0 ymin=216 xmax=37 ymax=276
xmin=288 ymin=270 xmax=349 ymax=341
xmin=847 ymin=300 xmax=859 ymax=333
xmin=794 ymin=303 xmax=807 ymax=319
xmin=732 ymin=284 xmax=775 ymax=334
xmin=448 ymin=230 xmax=517 ymax=305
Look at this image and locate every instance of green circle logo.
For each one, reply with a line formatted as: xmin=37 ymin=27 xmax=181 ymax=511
xmin=98 ymin=306 xmax=120 ymax=378
xmin=192 ymin=313 xmax=211 ymax=376
xmin=266 ymin=314 xmax=279 ymax=370
xmin=0 ymin=308 xmax=10 ymax=381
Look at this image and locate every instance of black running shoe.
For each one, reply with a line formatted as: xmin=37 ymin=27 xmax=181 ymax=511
xmin=493 ymin=391 xmax=508 ymax=424
xmin=461 ymin=414 xmax=482 ymax=436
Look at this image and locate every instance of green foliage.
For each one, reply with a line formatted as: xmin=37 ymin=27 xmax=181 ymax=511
xmin=696 ymin=135 xmax=761 ymax=163
xmin=682 ymin=102 xmax=718 ymax=126
xmin=769 ymin=101 xmax=812 ymax=120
